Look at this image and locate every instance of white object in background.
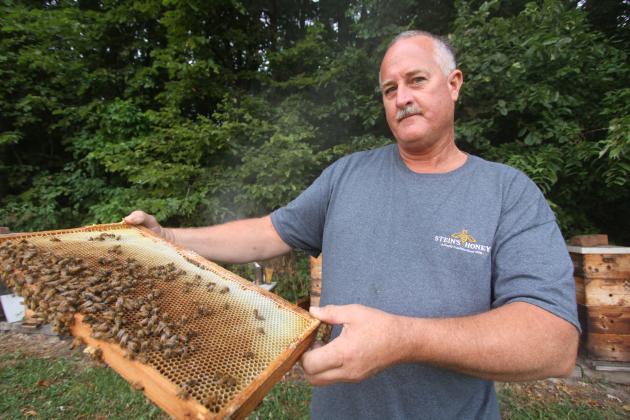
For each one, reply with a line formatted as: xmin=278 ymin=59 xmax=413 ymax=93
xmin=0 ymin=294 xmax=25 ymax=323
xmin=258 ymin=282 xmax=277 ymax=292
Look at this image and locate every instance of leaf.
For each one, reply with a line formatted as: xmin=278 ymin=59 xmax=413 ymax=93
xmin=37 ymin=379 xmax=52 ymax=387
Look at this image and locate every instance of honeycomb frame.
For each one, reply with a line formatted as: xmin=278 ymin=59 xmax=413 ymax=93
xmin=0 ymin=222 xmax=320 ymax=419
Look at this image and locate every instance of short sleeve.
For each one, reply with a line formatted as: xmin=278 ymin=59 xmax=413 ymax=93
xmin=491 ymin=172 xmax=580 ymax=331
xmin=270 ymin=162 xmax=337 ymax=256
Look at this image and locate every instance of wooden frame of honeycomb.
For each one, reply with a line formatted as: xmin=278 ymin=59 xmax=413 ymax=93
xmin=0 ymin=223 xmax=320 ymax=419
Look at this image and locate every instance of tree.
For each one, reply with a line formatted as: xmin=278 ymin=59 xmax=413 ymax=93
xmin=453 ymin=0 xmax=629 ymax=241
xmin=1 ymin=0 xmax=628 ymax=243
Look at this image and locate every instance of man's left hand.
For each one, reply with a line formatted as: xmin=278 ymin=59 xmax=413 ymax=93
xmin=301 ymin=304 xmax=407 ymax=386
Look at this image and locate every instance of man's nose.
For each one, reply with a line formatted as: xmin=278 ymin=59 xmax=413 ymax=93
xmin=395 ymin=85 xmax=413 ymax=108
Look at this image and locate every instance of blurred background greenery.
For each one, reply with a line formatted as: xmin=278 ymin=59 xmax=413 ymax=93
xmin=1 ymin=0 xmax=628 ymax=247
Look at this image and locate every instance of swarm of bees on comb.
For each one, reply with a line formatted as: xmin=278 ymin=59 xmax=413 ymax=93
xmin=0 ymin=237 xmax=197 ymax=358
xmin=0 ymin=231 xmax=290 ymax=414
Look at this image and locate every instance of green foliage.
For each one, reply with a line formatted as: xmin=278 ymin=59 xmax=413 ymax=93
xmin=454 ymin=0 xmax=629 ymax=241
xmin=0 ymin=0 xmax=627 ymax=242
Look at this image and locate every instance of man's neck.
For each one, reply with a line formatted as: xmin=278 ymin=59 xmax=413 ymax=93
xmin=397 ymin=139 xmax=467 ymax=174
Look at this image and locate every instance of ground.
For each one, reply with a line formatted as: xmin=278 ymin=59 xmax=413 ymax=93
xmin=0 ymin=323 xmax=630 ymax=419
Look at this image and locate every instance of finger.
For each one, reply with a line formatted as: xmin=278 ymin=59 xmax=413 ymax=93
xmin=309 ymin=305 xmax=348 ymax=325
xmin=304 ymin=367 xmax=348 ymax=386
xmin=301 ymin=340 xmax=343 ymax=376
xmin=123 ymin=210 xmax=147 ymax=225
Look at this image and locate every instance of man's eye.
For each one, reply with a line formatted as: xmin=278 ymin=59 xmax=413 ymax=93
xmin=383 ymin=86 xmax=396 ymax=95
xmin=412 ymin=77 xmax=426 ymax=84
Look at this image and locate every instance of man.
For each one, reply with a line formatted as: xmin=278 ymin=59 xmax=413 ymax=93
xmin=126 ymin=31 xmax=579 ymax=419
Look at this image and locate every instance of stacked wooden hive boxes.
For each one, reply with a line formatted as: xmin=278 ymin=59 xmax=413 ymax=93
xmin=569 ymin=235 xmax=630 ymax=363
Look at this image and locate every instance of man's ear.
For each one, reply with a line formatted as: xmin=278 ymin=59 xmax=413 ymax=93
xmin=448 ymin=69 xmax=464 ymax=102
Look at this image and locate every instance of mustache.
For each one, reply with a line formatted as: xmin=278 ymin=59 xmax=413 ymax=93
xmin=396 ymin=105 xmax=422 ymax=121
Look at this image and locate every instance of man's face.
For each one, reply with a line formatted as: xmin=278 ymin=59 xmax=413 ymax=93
xmin=379 ymin=36 xmax=463 ymax=153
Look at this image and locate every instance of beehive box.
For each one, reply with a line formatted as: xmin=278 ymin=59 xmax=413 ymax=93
xmin=569 ymin=242 xmax=630 ymax=362
xmin=0 ymin=223 xmax=320 ymax=419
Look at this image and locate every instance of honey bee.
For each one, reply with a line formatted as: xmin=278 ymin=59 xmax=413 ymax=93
xmin=127 ymin=341 xmax=138 ymax=353
xmin=131 ymin=381 xmax=144 ymax=391
xmin=176 ymin=386 xmax=190 ymax=400
xmin=91 ymin=348 xmax=103 ymax=362
xmin=146 ymin=291 xmax=160 ymax=301
xmin=71 ymin=337 xmax=84 ymax=349
xmin=156 ymin=320 xmax=168 ymax=334
xmin=197 ymin=305 xmax=212 ymax=317
xmin=116 ymin=328 xmax=127 ymax=339
xmin=177 ymin=347 xmax=188 ymax=359
xmin=253 ymin=309 xmax=265 ymax=321
xmin=101 ymin=310 xmax=115 ymax=321
xmin=243 ymin=351 xmax=255 ymax=360
xmin=203 ymin=393 xmax=217 ymax=407
xmin=91 ymin=331 xmax=106 ymax=340
xmin=107 ymin=245 xmax=123 ymax=255
xmin=185 ymin=379 xmax=198 ymax=387
xmin=50 ymin=237 xmax=61 ymax=242
xmin=257 ymin=327 xmax=265 ymax=335
xmin=42 ymin=291 xmax=58 ymax=302
xmin=219 ymin=286 xmax=229 ymax=294
xmin=80 ymin=300 xmax=94 ymax=309
xmin=220 ymin=375 xmax=237 ymax=388
xmin=97 ymin=257 xmax=109 ymax=266
xmin=95 ymin=322 xmax=110 ymax=333
xmin=164 ymin=335 xmax=178 ymax=348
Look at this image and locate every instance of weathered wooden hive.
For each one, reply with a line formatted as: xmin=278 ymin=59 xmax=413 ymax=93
xmin=569 ymin=235 xmax=630 ymax=362
xmin=0 ymin=223 xmax=319 ymax=419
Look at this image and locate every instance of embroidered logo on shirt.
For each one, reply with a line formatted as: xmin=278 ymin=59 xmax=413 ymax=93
xmin=434 ymin=229 xmax=491 ymax=256
xmin=451 ymin=229 xmax=476 ymax=245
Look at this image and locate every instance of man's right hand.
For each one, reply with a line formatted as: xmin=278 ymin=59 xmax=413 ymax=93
xmin=124 ymin=210 xmax=171 ymax=240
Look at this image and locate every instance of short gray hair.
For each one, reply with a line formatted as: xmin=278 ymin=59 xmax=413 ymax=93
xmin=385 ymin=30 xmax=457 ymax=76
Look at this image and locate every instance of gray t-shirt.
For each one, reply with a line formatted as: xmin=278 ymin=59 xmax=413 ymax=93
xmin=271 ymin=144 xmax=579 ymax=420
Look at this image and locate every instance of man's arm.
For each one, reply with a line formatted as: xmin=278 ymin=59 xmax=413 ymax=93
xmin=124 ymin=211 xmax=292 ymax=263
xmin=301 ymin=302 xmax=578 ymax=385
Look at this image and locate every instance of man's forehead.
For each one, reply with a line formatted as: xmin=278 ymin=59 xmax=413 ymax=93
xmin=380 ymin=36 xmax=437 ymax=78
xmin=383 ymin=35 xmax=435 ymax=61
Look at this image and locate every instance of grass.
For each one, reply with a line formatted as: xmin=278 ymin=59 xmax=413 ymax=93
xmin=0 ymin=353 xmax=166 ymax=419
xmin=0 ymin=352 xmax=311 ymax=419
xmin=1 ymin=352 xmax=627 ymax=419
xmin=247 ymin=380 xmax=311 ymax=420
xmin=498 ymin=383 xmax=628 ymax=420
